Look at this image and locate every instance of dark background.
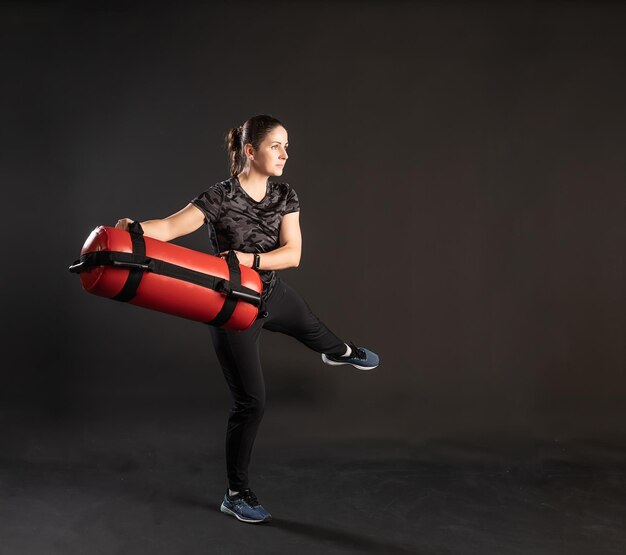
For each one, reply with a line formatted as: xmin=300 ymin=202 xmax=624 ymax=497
xmin=2 ymin=0 xmax=625 ymax=444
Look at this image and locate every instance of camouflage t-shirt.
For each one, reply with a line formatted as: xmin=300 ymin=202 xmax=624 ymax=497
xmin=191 ymin=175 xmax=300 ymax=300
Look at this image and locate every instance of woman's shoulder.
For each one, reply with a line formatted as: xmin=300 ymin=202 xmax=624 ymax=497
xmin=205 ymin=177 xmax=236 ymax=195
xmin=270 ymin=180 xmax=296 ymax=195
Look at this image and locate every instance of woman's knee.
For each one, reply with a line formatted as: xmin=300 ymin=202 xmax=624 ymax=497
xmin=232 ymin=394 xmax=266 ymax=418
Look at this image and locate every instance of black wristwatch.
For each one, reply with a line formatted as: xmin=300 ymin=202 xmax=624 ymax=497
xmin=253 ymin=253 xmax=261 ymax=270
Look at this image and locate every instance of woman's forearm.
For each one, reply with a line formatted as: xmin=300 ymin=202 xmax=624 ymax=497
xmin=139 ymin=219 xmax=173 ymax=242
xmin=257 ymin=245 xmax=300 ymax=271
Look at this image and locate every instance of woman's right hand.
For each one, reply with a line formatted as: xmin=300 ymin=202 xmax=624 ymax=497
xmin=115 ymin=218 xmax=133 ymax=231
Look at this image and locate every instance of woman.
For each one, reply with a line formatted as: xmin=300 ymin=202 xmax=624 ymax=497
xmin=115 ymin=114 xmax=379 ymax=524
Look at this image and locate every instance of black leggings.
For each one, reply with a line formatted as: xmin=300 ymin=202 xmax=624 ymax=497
xmin=208 ymin=275 xmax=347 ymax=491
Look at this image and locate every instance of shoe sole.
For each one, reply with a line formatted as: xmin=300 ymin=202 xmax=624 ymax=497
xmin=321 ymin=354 xmax=378 ymax=371
xmin=220 ymin=502 xmax=272 ymax=524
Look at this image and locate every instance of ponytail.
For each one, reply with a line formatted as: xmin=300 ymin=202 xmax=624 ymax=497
xmin=225 ymin=125 xmax=245 ymax=177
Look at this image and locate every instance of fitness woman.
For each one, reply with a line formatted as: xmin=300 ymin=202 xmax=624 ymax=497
xmin=115 ymin=114 xmax=379 ymax=524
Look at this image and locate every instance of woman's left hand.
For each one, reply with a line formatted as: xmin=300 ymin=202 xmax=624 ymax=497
xmin=219 ymin=250 xmax=254 ymax=268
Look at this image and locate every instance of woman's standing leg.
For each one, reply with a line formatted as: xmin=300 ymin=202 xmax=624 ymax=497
xmin=209 ymin=320 xmax=265 ymax=492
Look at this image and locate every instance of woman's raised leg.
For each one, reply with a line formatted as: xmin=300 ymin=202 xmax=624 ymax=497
xmin=262 ymin=278 xmax=348 ymax=357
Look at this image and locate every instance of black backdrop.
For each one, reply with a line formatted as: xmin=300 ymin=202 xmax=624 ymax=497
xmin=2 ymin=1 xmax=624 ymax=442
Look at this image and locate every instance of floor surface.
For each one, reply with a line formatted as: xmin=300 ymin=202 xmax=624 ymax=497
xmin=2 ymin=409 xmax=625 ymax=555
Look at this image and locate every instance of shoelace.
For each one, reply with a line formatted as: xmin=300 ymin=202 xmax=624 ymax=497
xmin=240 ymin=488 xmax=260 ymax=507
xmin=347 ymin=341 xmax=366 ymax=360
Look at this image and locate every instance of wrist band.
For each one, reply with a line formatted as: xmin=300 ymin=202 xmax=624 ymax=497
xmin=253 ymin=253 xmax=261 ymax=270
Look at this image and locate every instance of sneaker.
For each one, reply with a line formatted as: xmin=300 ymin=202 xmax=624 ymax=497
xmin=321 ymin=340 xmax=379 ymax=370
xmin=220 ymin=488 xmax=272 ymax=524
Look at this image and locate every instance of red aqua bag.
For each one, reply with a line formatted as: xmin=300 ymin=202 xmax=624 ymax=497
xmin=69 ymin=222 xmax=267 ymax=331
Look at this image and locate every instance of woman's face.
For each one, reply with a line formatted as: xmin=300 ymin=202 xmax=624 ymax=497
xmin=248 ymin=125 xmax=289 ymax=176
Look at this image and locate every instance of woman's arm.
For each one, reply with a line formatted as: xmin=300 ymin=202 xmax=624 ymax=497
xmin=115 ymin=203 xmax=206 ymax=242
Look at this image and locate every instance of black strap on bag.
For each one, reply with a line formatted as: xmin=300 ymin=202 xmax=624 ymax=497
xmin=113 ymin=221 xmax=146 ymax=302
xmin=206 ymin=249 xmax=240 ymax=326
xmin=68 ymin=222 xmax=267 ymax=324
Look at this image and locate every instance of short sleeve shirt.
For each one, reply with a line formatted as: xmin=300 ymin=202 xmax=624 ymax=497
xmin=191 ymin=175 xmax=300 ymax=300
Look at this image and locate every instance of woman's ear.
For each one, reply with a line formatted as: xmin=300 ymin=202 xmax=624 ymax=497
xmin=244 ymin=143 xmax=255 ymax=160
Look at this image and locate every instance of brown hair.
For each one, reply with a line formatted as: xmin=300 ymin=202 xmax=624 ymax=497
xmin=225 ymin=114 xmax=285 ymax=177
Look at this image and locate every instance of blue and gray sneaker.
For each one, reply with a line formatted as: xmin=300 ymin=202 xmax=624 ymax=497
xmin=321 ymin=340 xmax=379 ymax=370
xmin=220 ymin=488 xmax=272 ymax=524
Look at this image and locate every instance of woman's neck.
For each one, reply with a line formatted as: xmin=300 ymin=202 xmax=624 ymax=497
xmin=237 ymin=169 xmax=269 ymax=192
